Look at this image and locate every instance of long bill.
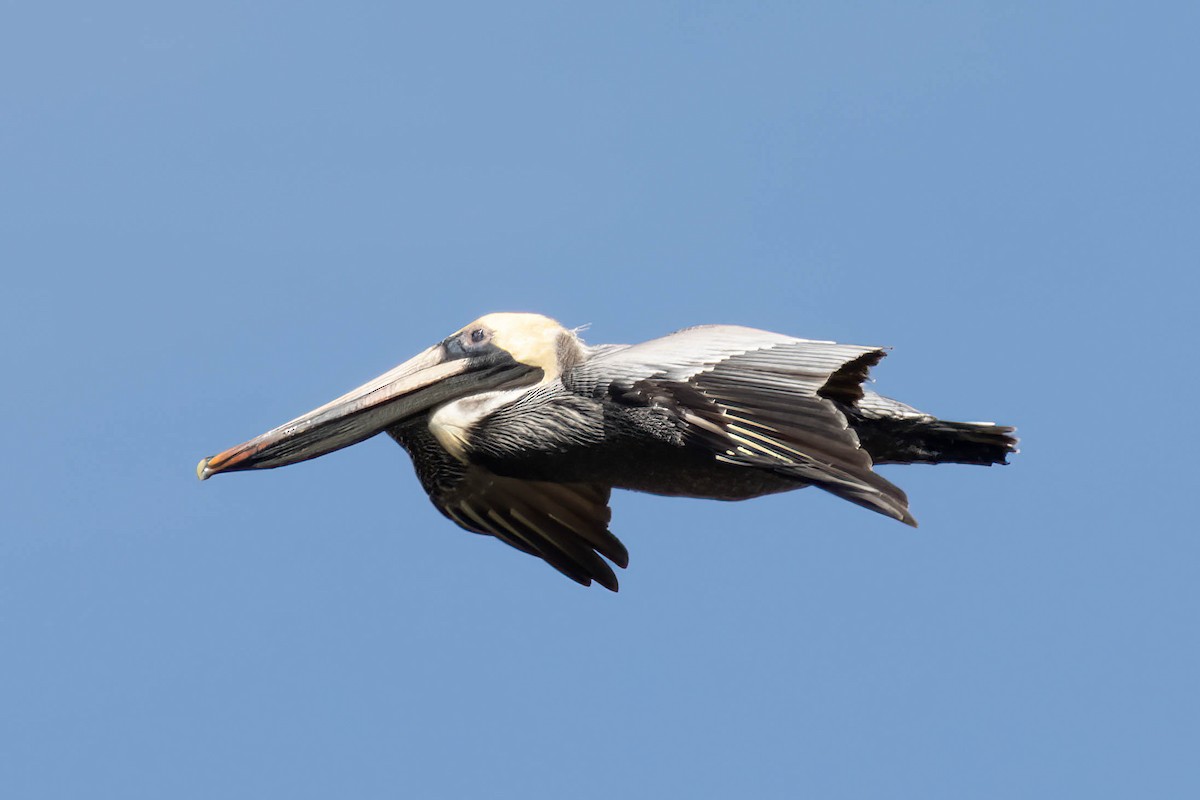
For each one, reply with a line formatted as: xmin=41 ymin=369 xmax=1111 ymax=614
xmin=197 ymin=344 xmax=527 ymax=480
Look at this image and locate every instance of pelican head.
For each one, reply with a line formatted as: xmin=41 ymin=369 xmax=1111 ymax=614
xmin=197 ymin=312 xmax=579 ymax=480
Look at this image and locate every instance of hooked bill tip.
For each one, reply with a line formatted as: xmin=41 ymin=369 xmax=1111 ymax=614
xmin=196 ymin=457 xmax=212 ymax=481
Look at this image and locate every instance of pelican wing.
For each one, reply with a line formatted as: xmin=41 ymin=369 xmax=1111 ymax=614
xmin=388 ymin=421 xmax=628 ymax=590
xmin=583 ymin=325 xmax=915 ymax=524
xmin=435 ymin=468 xmax=627 ymax=591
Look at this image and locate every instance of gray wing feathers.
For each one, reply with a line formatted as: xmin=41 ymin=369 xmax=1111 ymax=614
xmin=588 ymin=326 xmax=883 ymax=388
xmin=590 ymin=329 xmax=916 ymax=526
xmin=689 ymin=354 xmax=916 ymax=526
xmin=586 ymin=325 xmax=877 ymax=386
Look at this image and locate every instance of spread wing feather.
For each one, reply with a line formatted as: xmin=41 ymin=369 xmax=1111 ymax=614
xmin=388 ymin=421 xmax=628 ymax=590
xmin=436 ymin=471 xmax=626 ymax=590
xmin=585 ymin=327 xmax=916 ymax=525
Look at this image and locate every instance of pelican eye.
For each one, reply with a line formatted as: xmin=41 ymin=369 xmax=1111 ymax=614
xmin=444 ymin=326 xmax=495 ymax=358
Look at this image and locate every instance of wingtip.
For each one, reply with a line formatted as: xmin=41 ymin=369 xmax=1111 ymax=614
xmin=592 ymin=564 xmax=621 ymax=592
xmin=570 ymin=572 xmax=620 ymax=592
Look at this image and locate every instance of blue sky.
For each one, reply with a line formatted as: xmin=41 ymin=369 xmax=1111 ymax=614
xmin=2 ymin=2 xmax=1197 ymax=797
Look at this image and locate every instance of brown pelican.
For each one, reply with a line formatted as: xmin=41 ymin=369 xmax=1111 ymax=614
xmin=198 ymin=313 xmax=1016 ymax=591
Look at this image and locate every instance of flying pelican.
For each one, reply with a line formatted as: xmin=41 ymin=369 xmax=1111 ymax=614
xmin=198 ymin=313 xmax=1016 ymax=590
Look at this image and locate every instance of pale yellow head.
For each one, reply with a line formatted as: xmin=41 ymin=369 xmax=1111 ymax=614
xmin=457 ymin=312 xmax=579 ymax=381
